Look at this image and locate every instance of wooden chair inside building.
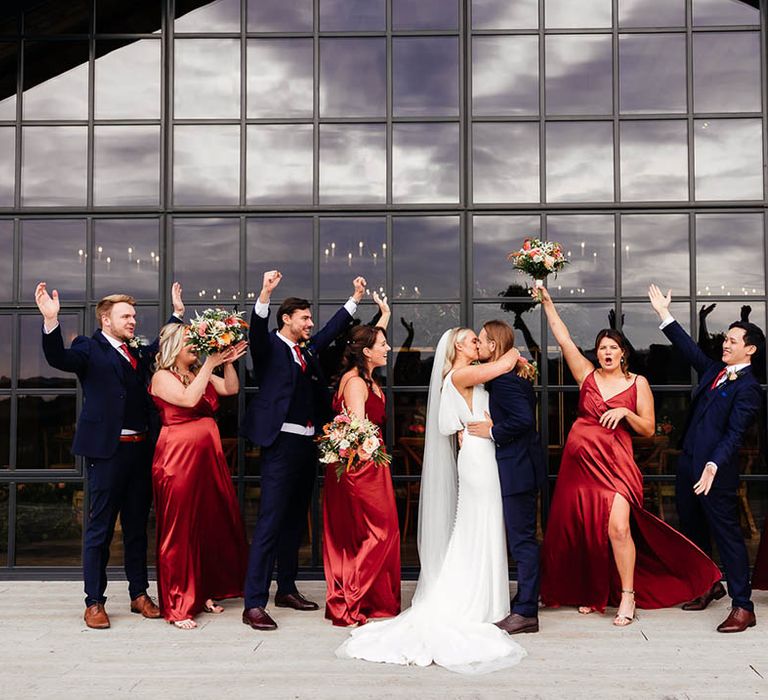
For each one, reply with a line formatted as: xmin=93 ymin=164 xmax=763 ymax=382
xmin=397 ymin=436 xmax=424 ymax=541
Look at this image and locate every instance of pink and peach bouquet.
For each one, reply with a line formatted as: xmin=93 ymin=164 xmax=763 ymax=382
xmin=187 ymin=308 xmax=248 ymax=354
xmin=317 ymin=409 xmax=392 ymax=481
xmin=508 ymin=237 xmax=569 ymax=295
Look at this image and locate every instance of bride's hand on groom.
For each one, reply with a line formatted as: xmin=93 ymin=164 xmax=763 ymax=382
xmin=466 ymin=411 xmax=493 ymax=439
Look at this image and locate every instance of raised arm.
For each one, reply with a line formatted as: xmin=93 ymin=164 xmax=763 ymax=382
xmin=341 ymin=375 xmax=369 ymax=421
xmin=151 ymin=348 xmax=238 ymax=407
xmin=539 ymin=286 xmax=594 ymax=385
xmin=36 ymin=282 xmax=90 ymax=373
xmin=249 ymin=270 xmax=282 ymax=367
xmin=453 ymin=346 xmax=521 ymax=389
xmin=311 ymin=276 xmax=366 ymax=352
xmin=373 ymin=291 xmax=390 ymax=330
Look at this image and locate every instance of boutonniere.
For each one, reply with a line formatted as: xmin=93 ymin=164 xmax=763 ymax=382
xmin=127 ymin=335 xmax=148 ymax=349
xmin=726 ymin=369 xmax=740 ymax=382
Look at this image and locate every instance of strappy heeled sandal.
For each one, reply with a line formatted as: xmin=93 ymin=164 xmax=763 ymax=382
xmin=203 ymin=599 xmax=224 ymax=614
xmin=613 ymin=589 xmax=637 ymax=627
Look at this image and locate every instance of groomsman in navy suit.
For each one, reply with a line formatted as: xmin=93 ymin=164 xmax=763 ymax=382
xmin=649 ymin=284 xmax=764 ymax=633
xmin=469 ymin=319 xmax=545 ymax=634
xmin=242 ymin=270 xmax=365 ymax=631
xmin=35 ymin=281 xmax=185 ymax=629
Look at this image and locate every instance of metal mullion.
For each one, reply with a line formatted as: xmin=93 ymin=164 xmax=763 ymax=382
xmin=761 ymin=0 xmax=768 ymax=205
xmin=9 ymin=310 xmax=18 ymax=474
xmin=385 ymin=211 xmax=393 ymax=450
xmin=7 ymin=480 xmax=15 ymax=567
xmin=313 ymin=2 xmax=320 ymax=207
xmin=386 ymin=0 xmax=392 ymax=205
xmin=14 ymin=37 xmax=22 ymax=210
xmin=538 ymin=0 xmax=546 ymax=206
xmin=239 ymin=0 xmax=246 ymax=207
xmin=460 ymin=0 xmax=468 ymax=211
xmin=612 ymin=0 xmax=620 ymax=205
xmin=686 ymin=0 xmax=696 ymax=204
xmin=165 ymin=0 xmax=175 ymax=209
xmin=237 ymin=214 xmax=246 ymax=493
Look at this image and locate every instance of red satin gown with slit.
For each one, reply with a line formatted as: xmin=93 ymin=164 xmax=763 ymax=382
xmin=152 ymin=380 xmax=248 ymax=622
xmin=541 ymin=371 xmax=721 ymax=612
xmin=323 ymin=389 xmax=401 ymax=626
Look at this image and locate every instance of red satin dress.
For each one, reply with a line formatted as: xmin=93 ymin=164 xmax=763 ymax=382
xmin=752 ymin=518 xmax=768 ymax=589
xmin=152 ymin=380 xmax=248 ymax=622
xmin=541 ymin=371 xmax=721 ymax=612
xmin=323 ymin=388 xmax=401 ymax=626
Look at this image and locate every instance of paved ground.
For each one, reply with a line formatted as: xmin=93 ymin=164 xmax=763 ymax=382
xmin=1 ymin=581 xmax=766 ymax=699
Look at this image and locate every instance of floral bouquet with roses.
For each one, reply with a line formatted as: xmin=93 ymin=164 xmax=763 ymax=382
xmin=508 ymin=237 xmax=569 ymax=300
xmin=187 ymin=308 xmax=248 ymax=355
xmin=317 ymin=408 xmax=392 ymax=481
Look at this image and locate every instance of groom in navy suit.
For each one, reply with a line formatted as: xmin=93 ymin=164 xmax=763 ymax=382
xmin=242 ymin=270 xmax=365 ymax=631
xmin=469 ymin=319 xmax=545 ymax=634
xmin=650 ymin=284 xmax=764 ymax=633
xmin=35 ymin=281 xmax=185 ymax=629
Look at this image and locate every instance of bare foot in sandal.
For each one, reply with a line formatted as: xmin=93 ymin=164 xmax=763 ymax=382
xmin=204 ymin=599 xmax=224 ymax=614
xmin=578 ymin=606 xmax=596 ymax=615
xmin=613 ymin=590 xmax=636 ymax=627
xmin=172 ymin=618 xmax=197 ymax=630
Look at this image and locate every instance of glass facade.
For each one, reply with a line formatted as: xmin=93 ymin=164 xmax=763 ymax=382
xmin=0 ymin=0 xmax=766 ymax=576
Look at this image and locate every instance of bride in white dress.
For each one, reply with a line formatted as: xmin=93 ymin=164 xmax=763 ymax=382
xmin=336 ymin=328 xmax=528 ymax=674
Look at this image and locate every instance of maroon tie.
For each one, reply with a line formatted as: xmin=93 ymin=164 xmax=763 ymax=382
xmin=710 ymin=367 xmax=727 ymax=390
xmin=120 ymin=343 xmax=138 ymax=370
xmin=293 ymin=345 xmax=307 ymax=372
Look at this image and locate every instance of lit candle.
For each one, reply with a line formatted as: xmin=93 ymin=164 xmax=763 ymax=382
xmin=347 ymin=252 xmax=352 ymax=267
xmin=128 ymin=246 xmax=133 ymax=262
xmin=358 ymin=241 xmax=364 ymax=256
xmin=373 ymin=252 xmax=378 ymax=265
xmin=331 ymin=242 xmax=336 ymax=256
xmin=97 ymin=245 xmax=103 ymax=261
xmin=78 ymin=249 xmax=84 ymax=263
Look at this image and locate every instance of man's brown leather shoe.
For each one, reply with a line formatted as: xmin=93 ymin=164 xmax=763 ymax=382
xmin=130 ymin=594 xmax=161 ymax=619
xmin=494 ymin=612 xmax=539 ymax=634
xmin=274 ymin=591 xmax=319 ymax=611
xmin=682 ymin=581 xmax=726 ymax=611
xmin=84 ymin=603 xmax=110 ymax=629
xmin=716 ymin=607 xmax=756 ymax=633
xmin=243 ymin=607 xmax=278 ymax=631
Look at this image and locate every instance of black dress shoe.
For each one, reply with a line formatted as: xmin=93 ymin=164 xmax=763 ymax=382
xmin=242 ymin=607 xmax=278 ymax=631
xmin=274 ymin=592 xmax=319 ymax=611
xmin=682 ymin=581 xmax=726 ymax=611
xmin=716 ymin=606 xmax=756 ymax=633
xmin=494 ymin=612 xmax=539 ymax=634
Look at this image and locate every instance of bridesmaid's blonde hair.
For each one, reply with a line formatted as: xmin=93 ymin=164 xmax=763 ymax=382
xmin=155 ymin=323 xmax=196 ymax=372
xmin=443 ymin=327 xmax=474 ymax=378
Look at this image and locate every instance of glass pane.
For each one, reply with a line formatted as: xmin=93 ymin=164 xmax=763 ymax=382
xmin=174 ymin=125 xmax=240 ymax=205
xmin=95 ymin=40 xmax=161 ymax=119
xmin=392 ymin=392 xmax=428 ymax=472
xmin=0 ymin=220 xmax=11 ymax=300
xmin=393 ymin=37 xmax=459 ymax=117
xmin=174 ymin=39 xmax=240 ymax=119
xmin=693 ymin=32 xmax=762 ymax=113
xmin=0 ymin=126 xmax=13 ymax=206
xmin=26 ymin=0 xmax=90 ymax=34
xmin=174 ymin=0 xmax=241 ymax=32
xmin=474 ymin=303 xmax=542 ymax=366
xmin=393 ymin=0 xmax=459 ymax=30
xmin=173 ymin=219 xmax=240 ymax=305
xmin=22 ymin=41 xmax=88 ymax=120
xmin=21 ymin=220 xmax=86 ymax=300
xmin=546 ymin=215 xmax=615 ymax=298
xmin=546 ymin=35 xmax=612 ymax=115
xmin=696 ymin=213 xmax=765 ymax=296
xmin=393 ymin=123 xmax=460 ymax=204
xmin=320 ymin=0 xmax=385 ymax=30
xmin=0 ymin=316 xmax=10 ymax=387
xmin=96 ymin=0 xmax=162 ymax=33
xmin=473 ymin=123 xmax=539 ymax=203
xmin=320 ymin=218 xmax=386 ymax=299
xmin=319 ymin=124 xmax=386 ymax=204
xmin=94 ymin=126 xmax=161 ymax=206
xmin=548 ymin=390 xmax=580 ymax=470
xmin=246 ymin=218 xmax=313 ymax=300
xmin=93 ymin=220 xmax=160 ymax=300
xmin=21 ymin=126 xmax=87 ymax=207
xmin=621 ymin=302 xmax=693 ymax=384
xmin=691 ymin=302 xmax=767 ymax=369
xmin=392 ymin=303 xmax=460 ymax=385
xmin=247 ymin=39 xmax=313 ymax=118
xmin=393 ymin=217 xmax=460 ymax=300
xmin=0 ymin=42 xmax=17 ymax=120
xmin=694 ymin=119 xmax=763 ymax=201
xmin=619 ymin=34 xmax=686 ymax=114
xmin=247 ymin=124 xmax=313 ymax=204
xmin=473 ymin=215 xmax=541 ymax=298
xmin=15 ymin=482 xmax=82 ymax=565
xmin=693 ymin=0 xmax=760 ymax=26
xmin=18 ymin=395 xmax=77 ymax=467
xmin=248 ymin=0 xmax=313 ymax=31
xmin=618 ymin=0 xmax=686 ymax=27
xmin=19 ymin=314 xmax=80 ymax=388
xmin=621 ymin=214 xmax=690 ymax=296
xmin=471 ymin=0 xmax=539 ymax=29
xmin=0 ymin=407 xmax=7 ymax=466
xmin=545 ymin=122 xmax=614 ymax=202
xmin=545 ymin=0 xmax=612 ymax=28
xmin=472 ymin=36 xmax=538 ymax=116
xmin=320 ymin=38 xmax=386 ymax=117
xmin=620 ymin=121 xmax=688 ymax=201
xmin=545 ymin=304 xmax=614 ymax=385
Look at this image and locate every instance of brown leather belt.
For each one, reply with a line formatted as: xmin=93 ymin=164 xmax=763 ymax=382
xmin=119 ymin=433 xmax=147 ymax=443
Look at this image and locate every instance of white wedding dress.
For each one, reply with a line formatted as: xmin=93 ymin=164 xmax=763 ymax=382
xmin=335 ymin=338 xmax=526 ymax=675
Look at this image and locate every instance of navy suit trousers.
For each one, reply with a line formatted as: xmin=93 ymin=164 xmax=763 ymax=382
xmin=503 ymin=490 xmax=540 ymax=618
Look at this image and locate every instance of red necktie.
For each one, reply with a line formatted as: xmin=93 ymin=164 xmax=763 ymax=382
xmin=120 ymin=343 xmax=138 ymax=370
xmin=293 ymin=345 xmax=307 ymax=372
xmin=710 ymin=367 xmax=727 ymax=390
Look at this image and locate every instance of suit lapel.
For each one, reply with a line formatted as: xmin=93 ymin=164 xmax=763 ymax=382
xmin=95 ymin=330 xmax=129 ymax=383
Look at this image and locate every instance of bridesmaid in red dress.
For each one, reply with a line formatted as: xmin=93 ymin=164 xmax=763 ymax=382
xmin=150 ymin=324 xmax=249 ymax=629
xmin=323 ymin=294 xmax=401 ymax=626
xmin=538 ymin=287 xmax=721 ymax=626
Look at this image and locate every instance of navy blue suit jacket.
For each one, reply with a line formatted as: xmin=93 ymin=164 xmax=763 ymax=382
xmin=487 ymin=371 xmax=546 ymax=496
xmin=243 ymin=305 xmax=354 ymax=447
xmin=663 ymin=320 xmax=762 ymax=491
xmin=41 ymin=317 xmax=178 ymax=459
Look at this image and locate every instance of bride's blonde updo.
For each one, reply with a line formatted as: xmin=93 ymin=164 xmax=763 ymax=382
xmin=442 ymin=327 xmax=474 ymax=379
xmin=154 ymin=323 xmax=196 ymax=372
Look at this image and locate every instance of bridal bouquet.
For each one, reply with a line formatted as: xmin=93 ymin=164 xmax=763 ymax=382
xmin=317 ymin=409 xmax=392 ymax=481
xmin=187 ymin=308 xmax=248 ymax=354
xmin=508 ymin=238 xmax=568 ymax=297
